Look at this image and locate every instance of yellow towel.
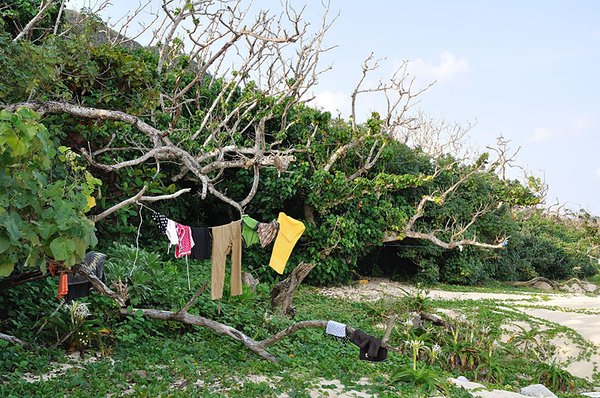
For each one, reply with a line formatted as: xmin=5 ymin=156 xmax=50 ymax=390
xmin=269 ymin=212 xmax=305 ymax=274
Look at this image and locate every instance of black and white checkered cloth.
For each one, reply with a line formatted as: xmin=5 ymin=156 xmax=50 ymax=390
xmin=151 ymin=213 xmax=169 ymax=234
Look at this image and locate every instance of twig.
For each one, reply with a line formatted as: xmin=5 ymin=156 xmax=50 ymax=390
xmin=176 ymin=284 xmax=208 ymax=315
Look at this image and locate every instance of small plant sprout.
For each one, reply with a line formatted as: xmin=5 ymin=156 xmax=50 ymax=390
xmin=429 ymin=343 xmax=442 ymax=365
xmin=451 ymin=324 xmax=460 ymax=344
xmin=403 ymin=316 xmax=415 ymax=335
xmin=405 ymin=339 xmax=427 ymax=371
xmin=66 ymin=301 xmax=91 ymax=325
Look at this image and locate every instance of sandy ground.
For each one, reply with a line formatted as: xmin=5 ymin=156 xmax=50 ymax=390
xmin=318 ymin=278 xmax=600 ymax=380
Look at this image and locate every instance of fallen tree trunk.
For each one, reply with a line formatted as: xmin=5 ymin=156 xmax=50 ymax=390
xmin=507 ymin=276 xmax=560 ymax=290
xmin=3 ymin=260 xmax=450 ymax=362
xmin=120 ymin=306 xmax=277 ymax=362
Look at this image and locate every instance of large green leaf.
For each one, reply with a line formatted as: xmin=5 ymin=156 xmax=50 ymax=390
xmin=0 ymin=212 xmax=21 ymax=242
xmin=0 ymin=234 xmax=9 ymax=254
xmin=0 ymin=261 xmax=14 ymax=277
xmin=49 ymin=236 xmax=76 ymax=261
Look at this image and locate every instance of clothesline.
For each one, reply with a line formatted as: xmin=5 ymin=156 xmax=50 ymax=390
xmin=135 ymin=201 xmax=158 ymax=214
xmin=138 ymin=203 xmax=306 ymax=302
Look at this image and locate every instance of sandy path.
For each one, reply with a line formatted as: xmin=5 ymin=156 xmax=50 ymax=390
xmin=318 ymin=278 xmax=600 ymax=380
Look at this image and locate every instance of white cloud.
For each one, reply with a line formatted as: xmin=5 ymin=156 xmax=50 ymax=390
xmin=311 ymin=90 xmax=350 ymax=117
xmin=530 ymin=116 xmax=594 ymax=143
xmin=407 ymin=51 xmax=470 ymax=83
xmin=531 ymin=127 xmax=554 ymax=143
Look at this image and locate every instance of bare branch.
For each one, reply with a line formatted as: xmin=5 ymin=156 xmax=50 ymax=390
xmin=53 ymin=0 xmax=66 ymax=35
xmin=13 ymin=0 xmax=57 ymax=42
xmin=76 ymin=263 xmax=127 ymax=307
xmin=0 ymin=332 xmax=28 ymax=347
xmin=5 ymin=101 xmax=162 ymax=144
xmin=91 ymin=186 xmax=191 ymax=223
xmin=176 ymin=283 xmax=208 ymax=315
xmin=91 ymin=186 xmax=147 ymax=223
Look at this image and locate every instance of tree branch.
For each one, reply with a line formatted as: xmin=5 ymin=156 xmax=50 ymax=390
xmin=13 ymin=0 xmax=57 ymax=42
xmin=4 ymin=101 xmax=162 ymax=145
xmin=91 ymin=186 xmax=191 ymax=222
xmin=0 ymin=332 xmax=28 ymax=347
xmin=76 ymin=264 xmax=127 ymax=307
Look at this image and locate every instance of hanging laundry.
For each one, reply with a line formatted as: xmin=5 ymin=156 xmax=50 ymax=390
xmin=190 ymin=227 xmax=211 ymax=260
xmin=349 ymin=329 xmax=388 ymax=362
xmin=58 ymin=272 xmax=68 ymax=299
xmin=165 ymin=219 xmax=180 ymax=251
xmin=66 ymin=252 xmax=107 ymax=302
xmin=210 ymin=220 xmax=243 ymax=300
xmin=175 ymin=223 xmax=195 ymax=291
xmin=151 ymin=213 xmax=169 ymax=234
xmin=241 ymin=215 xmax=260 ymax=247
xmin=269 ymin=213 xmax=305 ymax=274
xmin=175 ymin=223 xmax=195 ymax=258
xmin=257 ymin=219 xmax=279 ymax=248
xmin=48 ymin=262 xmax=58 ymax=277
xmin=325 ymin=320 xmax=347 ymax=338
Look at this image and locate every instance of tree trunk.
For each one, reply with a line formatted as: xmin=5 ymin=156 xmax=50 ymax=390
xmin=270 ymin=262 xmax=315 ymax=317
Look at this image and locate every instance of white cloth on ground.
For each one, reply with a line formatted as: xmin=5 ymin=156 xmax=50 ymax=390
xmin=326 ymin=320 xmax=347 ymax=338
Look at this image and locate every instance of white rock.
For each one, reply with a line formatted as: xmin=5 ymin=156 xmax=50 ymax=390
xmin=532 ymin=281 xmax=554 ymax=291
xmin=473 ymin=390 xmax=530 ymax=398
xmin=448 ymin=377 xmax=485 ymax=391
xmin=519 ymin=384 xmax=557 ymax=398
xmin=580 ymin=393 xmax=600 ymax=397
xmin=457 ymin=376 xmax=469 ymax=382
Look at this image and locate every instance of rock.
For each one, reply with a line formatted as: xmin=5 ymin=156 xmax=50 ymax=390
xmin=476 ymin=391 xmax=526 ymax=398
xmin=580 ymin=393 xmax=600 ymax=397
xmin=457 ymin=376 xmax=469 ymax=382
xmin=519 ymin=384 xmax=557 ymax=398
xmin=448 ymin=377 xmax=485 ymax=391
xmin=473 ymin=390 xmax=530 ymax=398
xmin=532 ymin=281 xmax=554 ymax=291
xmin=133 ymin=370 xmax=148 ymax=378
xmin=582 ymin=282 xmax=598 ymax=293
xmin=563 ymin=283 xmax=583 ymax=293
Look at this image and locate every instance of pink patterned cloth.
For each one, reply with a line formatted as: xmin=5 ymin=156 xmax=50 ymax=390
xmin=175 ymin=223 xmax=195 ymax=258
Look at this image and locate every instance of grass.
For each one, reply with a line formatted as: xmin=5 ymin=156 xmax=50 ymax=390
xmin=0 ymin=253 xmax=591 ymax=398
xmin=0 ymin=276 xmax=595 ymax=397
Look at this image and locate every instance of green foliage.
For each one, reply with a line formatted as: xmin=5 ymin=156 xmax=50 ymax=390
xmin=535 ymin=361 xmax=576 ymax=392
xmin=390 ymin=365 xmax=445 ymax=396
xmin=0 ymin=1 xmax=595 ymax=289
xmin=0 ymin=109 xmax=99 ymax=276
xmin=493 ymin=211 xmax=597 ymax=281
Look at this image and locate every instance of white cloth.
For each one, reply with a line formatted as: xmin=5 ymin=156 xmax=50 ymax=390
xmin=325 ymin=320 xmax=346 ymax=338
xmin=165 ymin=219 xmax=180 ymax=245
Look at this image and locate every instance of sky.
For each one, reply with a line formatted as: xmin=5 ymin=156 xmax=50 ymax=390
xmin=66 ymin=0 xmax=600 ymax=215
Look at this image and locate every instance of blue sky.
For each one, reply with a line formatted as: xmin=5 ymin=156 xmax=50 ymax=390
xmin=67 ymin=0 xmax=600 ymax=214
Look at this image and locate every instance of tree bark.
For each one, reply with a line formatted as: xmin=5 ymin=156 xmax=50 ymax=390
xmin=507 ymin=276 xmax=559 ymax=290
xmin=0 ymin=270 xmax=49 ymax=291
xmin=0 ymin=332 xmax=28 ymax=347
xmin=119 ymin=307 xmax=277 ymax=362
xmin=270 ymin=262 xmax=315 ymax=317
